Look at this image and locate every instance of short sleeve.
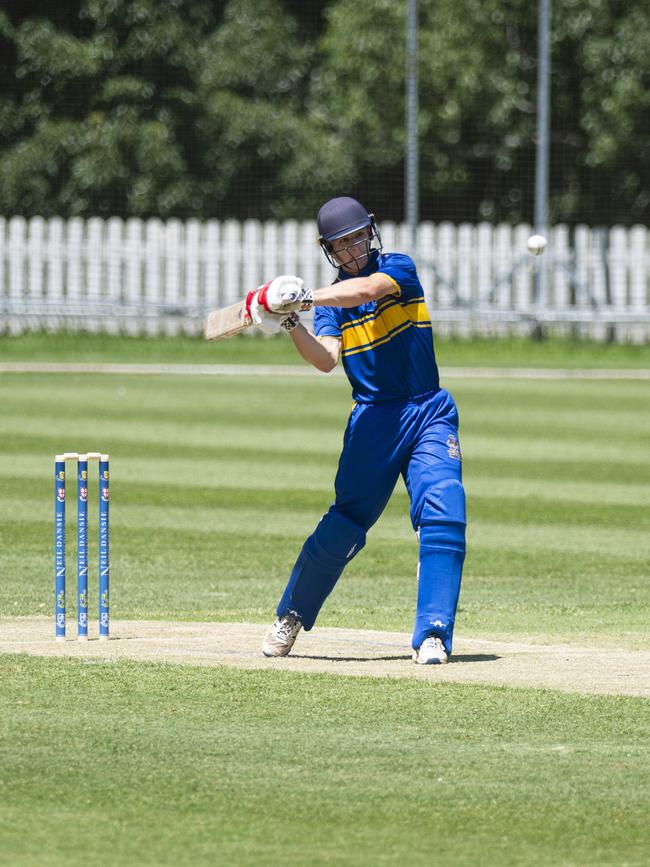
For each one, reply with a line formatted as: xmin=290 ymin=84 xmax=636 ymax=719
xmin=378 ymin=254 xmax=422 ymax=301
xmin=313 ymin=305 xmax=342 ymax=338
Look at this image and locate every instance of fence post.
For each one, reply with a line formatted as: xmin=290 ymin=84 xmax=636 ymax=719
xmin=9 ymin=216 xmax=27 ymax=305
xmin=204 ymin=220 xmax=221 ymax=309
xmin=125 ymin=218 xmax=143 ymax=333
xmin=47 ymin=218 xmax=65 ymax=309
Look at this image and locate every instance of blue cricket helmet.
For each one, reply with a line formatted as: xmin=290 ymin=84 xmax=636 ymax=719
xmin=317 ymin=196 xmax=372 ymax=242
xmin=316 ymin=196 xmax=382 ymax=270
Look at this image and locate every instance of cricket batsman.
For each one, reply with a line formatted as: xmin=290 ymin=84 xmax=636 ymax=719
xmin=248 ymin=196 xmax=466 ymax=664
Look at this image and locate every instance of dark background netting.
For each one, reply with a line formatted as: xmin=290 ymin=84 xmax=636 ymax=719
xmin=1 ymin=0 xmax=648 ymax=226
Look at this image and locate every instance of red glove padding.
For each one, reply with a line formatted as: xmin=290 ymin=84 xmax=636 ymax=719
xmin=245 ymin=288 xmax=261 ymax=323
xmin=256 ymin=280 xmax=273 ymax=312
xmin=246 ymin=276 xmax=312 ymax=322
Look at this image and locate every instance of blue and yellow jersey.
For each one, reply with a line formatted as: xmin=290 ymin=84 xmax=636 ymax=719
xmin=313 ymin=251 xmax=440 ymax=404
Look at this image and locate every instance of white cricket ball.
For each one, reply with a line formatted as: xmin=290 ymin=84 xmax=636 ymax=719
xmin=527 ymin=234 xmax=548 ymax=256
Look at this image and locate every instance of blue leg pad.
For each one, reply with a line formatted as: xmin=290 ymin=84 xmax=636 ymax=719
xmin=412 ymin=480 xmax=466 ymax=654
xmin=277 ymin=510 xmax=366 ymax=630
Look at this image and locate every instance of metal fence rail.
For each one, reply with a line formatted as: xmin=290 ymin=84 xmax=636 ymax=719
xmin=1 ymin=216 xmax=648 ymax=339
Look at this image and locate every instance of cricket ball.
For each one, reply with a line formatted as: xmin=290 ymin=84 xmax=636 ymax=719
xmin=527 ymin=234 xmax=548 ymax=256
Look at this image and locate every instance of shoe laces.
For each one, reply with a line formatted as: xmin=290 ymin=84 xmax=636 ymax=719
xmin=421 ymin=635 xmax=444 ymax=652
xmin=276 ymin=615 xmax=300 ymax=639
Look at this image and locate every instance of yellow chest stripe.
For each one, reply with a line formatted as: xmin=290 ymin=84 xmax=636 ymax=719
xmin=341 ymin=300 xmax=431 ymax=356
xmin=340 ymin=294 xmax=401 ymax=332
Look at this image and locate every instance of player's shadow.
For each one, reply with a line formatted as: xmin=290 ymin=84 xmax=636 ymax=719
xmin=290 ymin=653 xmax=500 ymax=664
xmin=291 ymin=653 xmax=409 ymax=663
xmin=450 ymin=654 xmax=500 ymax=663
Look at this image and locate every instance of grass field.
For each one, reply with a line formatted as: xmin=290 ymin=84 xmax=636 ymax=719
xmin=3 ymin=329 xmax=650 ymax=367
xmin=1 ymin=333 xmax=649 ymax=865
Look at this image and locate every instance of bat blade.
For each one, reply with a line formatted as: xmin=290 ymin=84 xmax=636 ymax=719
xmin=204 ymin=299 xmax=252 ymax=341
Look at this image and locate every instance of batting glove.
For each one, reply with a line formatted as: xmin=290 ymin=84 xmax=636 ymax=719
xmin=244 ymin=289 xmax=300 ymax=334
xmin=257 ymin=275 xmax=313 ymax=314
xmin=279 ymin=312 xmax=300 ymax=332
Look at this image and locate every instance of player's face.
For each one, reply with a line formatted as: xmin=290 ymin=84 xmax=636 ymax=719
xmin=330 ymin=227 xmax=372 ymax=274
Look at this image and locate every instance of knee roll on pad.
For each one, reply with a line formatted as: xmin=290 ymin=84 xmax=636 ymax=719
xmin=418 ymin=481 xmax=466 ymax=554
xmin=419 ymin=479 xmax=466 ymax=526
xmin=419 ymin=520 xmax=465 ymax=555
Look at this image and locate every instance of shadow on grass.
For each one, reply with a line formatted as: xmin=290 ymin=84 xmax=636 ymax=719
xmin=290 ymin=653 xmax=501 ymax=664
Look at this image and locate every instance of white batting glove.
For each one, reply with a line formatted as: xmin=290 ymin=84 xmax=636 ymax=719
xmin=258 ymin=275 xmax=313 ymax=314
xmin=257 ymin=309 xmax=300 ymax=335
xmin=244 ymin=289 xmax=300 ymax=334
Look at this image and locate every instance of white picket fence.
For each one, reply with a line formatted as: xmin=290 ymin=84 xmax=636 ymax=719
xmin=0 ymin=216 xmax=648 ymax=339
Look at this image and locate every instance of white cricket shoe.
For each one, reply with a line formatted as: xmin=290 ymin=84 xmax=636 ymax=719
xmin=413 ymin=635 xmax=448 ymax=665
xmin=262 ymin=614 xmax=302 ymax=657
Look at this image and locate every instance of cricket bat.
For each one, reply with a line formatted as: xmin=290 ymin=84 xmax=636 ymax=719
xmin=204 ymin=298 xmax=253 ymax=341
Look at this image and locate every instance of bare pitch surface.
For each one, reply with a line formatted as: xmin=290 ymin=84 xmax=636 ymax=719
xmin=2 ymin=617 xmax=648 ymax=697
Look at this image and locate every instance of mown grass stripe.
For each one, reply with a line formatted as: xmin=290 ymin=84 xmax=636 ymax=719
xmin=0 ymin=657 xmax=647 ymax=866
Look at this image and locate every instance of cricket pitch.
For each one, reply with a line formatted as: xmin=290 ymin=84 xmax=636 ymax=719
xmin=1 ymin=617 xmax=648 ymax=698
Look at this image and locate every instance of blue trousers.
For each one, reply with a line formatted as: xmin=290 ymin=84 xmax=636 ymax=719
xmin=277 ymin=388 xmax=466 ymax=654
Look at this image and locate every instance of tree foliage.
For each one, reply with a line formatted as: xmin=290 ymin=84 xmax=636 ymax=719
xmin=0 ymin=0 xmax=648 ymax=224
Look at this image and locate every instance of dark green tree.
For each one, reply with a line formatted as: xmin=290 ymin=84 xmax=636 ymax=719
xmin=312 ymin=0 xmax=650 ymax=224
xmin=0 ymin=0 xmax=648 ymax=224
xmin=0 ymin=0 xmax=219 ymax=217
